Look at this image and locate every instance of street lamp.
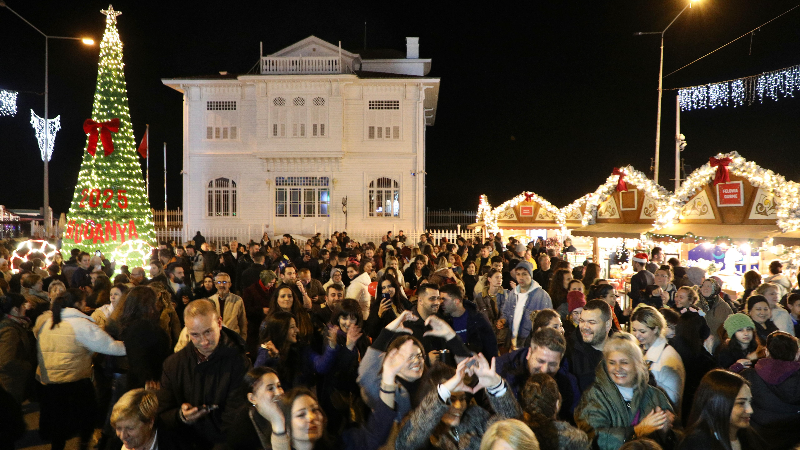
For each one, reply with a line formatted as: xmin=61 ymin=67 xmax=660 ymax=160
xmin=635 ymin=0 xmax=700 ymax=185
xmin=0 ymin=1 xmax=94 ymax=237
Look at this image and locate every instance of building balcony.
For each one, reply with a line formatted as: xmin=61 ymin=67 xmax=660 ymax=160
xmin=261 ymin=56 xmax=352 ymax=75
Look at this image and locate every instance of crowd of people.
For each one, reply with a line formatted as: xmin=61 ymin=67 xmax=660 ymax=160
xmin=1 ymin=231 xmax=800 ymax=450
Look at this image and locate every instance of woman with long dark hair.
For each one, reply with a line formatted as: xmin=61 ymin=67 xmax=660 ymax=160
xmin=678 ymin=369 xmax=766 ymax=450
xmin=670 ymin=311 xmax=717 ymax=425
xmin=193 ymin=273 xmax=217 ymax=299
xmin=265 ymin=284 xmax=313 ymax=343
xmin=582 ymin=263 xmax=601 ymax=291
xmin=226 ymin=366 xmax=288 ymax=450
xmin=319 ymin=298 xmax=370 ymax=433
xmin=404 ymin=255 xmax=430 ymax=291
xmin=254 ymin=311 xmax=341 ymax=390
xmin=366 ymin=274 xmax=412 ymax=339
xmin=548 ymin=269 xmax=572 ymax=317
xmin=521 ymin=373 xmax=590 ymax=450
xmin=34 ymin=289 xmax=126 ymax=450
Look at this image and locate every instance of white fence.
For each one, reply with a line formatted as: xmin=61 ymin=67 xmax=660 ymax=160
xmin=156 ymin=226 xmax=480 ymax=249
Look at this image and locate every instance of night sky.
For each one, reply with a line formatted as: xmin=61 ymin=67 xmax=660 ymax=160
xmin=2 ymin=0 xmax=800 ymax=215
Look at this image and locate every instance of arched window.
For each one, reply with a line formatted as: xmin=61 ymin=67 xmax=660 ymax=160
xmin=368 ymin=177 xmax=399 ymax=217
xmin=207 ymin=177 xmax=237 ymax=217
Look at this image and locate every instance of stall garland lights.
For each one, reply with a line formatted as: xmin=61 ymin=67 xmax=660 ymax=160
xmin=678 ymin=63 xmax=800 ymax=111
xmin=570 ymin=165 xmax=671 ymax=226
xmin=653 ymin=151 xmax=800 ymax=232
xmin=9 ymin=239 xmax=59 ymax=274
xmin=30 ymin=110 xmax=61 ymax=161
xmin=0 ymin=89 xmax=18 ymax=117
xmin=475 ymin=166 xmax=671 ymax=234
xmin=64 ymin=5 xmax=156 ymax=255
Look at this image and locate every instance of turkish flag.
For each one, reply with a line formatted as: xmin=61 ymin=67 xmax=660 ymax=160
xmin=137 ymin=129 xmax=148 ymax=158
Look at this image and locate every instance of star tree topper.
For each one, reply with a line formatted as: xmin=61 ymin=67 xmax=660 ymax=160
xmin=101 ymin=5 xmax=122 ymax=22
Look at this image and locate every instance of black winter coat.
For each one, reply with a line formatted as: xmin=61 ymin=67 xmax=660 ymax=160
xmin=742 ymin=358 xmax=800 ymax=450
xmin=157 ymin=327 xmax=251 ymax=449
xmin=567 ymin=333 xmax=604 ymax=393
xmin=443 ymin=300 xmax=498 ymax=360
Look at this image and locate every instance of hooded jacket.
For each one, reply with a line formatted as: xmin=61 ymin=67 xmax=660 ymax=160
xmin=574 ymin=359 xmax=674 ymax=450
xmin=500 ymin=281 xmax=553 ymax=347
xmin=741 ymin=358 xmax=800 ymax=450
xmin=346 ymin=272 xmax=373 ymax=320
xmin=0 ymin=316 xmax=36 ymax=403
xmin=157 ymin=326 xmax=251 ymax=447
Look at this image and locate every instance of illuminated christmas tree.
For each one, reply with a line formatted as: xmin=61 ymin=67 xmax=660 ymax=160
xmin=64 ymin=5 xmax=156 ymax=257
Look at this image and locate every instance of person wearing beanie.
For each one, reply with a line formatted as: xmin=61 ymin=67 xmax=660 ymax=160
xmin=500 ymin=260 xmax=553 ymax=349
xmin=629 ymin=252 xmax=654 ymax=308
xmin=697 ymin=278 xmax=734 ymax=353
xmin=717 ymin=312 xmax=765 ymax=372
xmin=567 ymin=290 xmax=587 ymax=325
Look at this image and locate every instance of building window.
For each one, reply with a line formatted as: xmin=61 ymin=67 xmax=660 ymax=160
xmin=207 ymin=177 xmax=237 ymax=217
xmin=366 ymin=100 xmax=401 ymax=140
xmin=291 ymin=97 xmax=306 ymax=137
xmin=368 ymin=177 xmax=400 ymax=217
xmin=310 ymin=97 xmax=327 ymax=137
xmin=206 ymin=101 xmax=238 ymax=140
xmin=275 ymin=177 xmax=330 ymax=217
xmin=271 ymin=97 xmax=287 ymax=137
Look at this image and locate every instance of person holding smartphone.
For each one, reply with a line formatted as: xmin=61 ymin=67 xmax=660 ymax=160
xmin=366 ymin=274 xmax=412 ymax=339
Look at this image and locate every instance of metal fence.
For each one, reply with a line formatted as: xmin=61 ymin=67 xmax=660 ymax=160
xmin=425 ymin=208 xmax=477 ymax=229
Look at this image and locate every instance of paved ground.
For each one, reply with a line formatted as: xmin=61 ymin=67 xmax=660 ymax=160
xmin=15 ymin=402 xmax=100 ymax=450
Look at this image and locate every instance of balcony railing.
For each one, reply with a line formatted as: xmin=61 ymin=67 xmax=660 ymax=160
xmin=261 ymin=56 xmax=349 ymax=74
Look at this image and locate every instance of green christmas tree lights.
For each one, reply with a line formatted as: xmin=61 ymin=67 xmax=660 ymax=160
xmin=64 ymin=5 xmax=156 ymax=256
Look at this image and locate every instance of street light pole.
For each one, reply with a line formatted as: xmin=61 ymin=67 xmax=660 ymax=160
xmin=635 ymin=0 xmax=696 ymax=185
xmin=1 ymin=1 xmax=93 ymax=237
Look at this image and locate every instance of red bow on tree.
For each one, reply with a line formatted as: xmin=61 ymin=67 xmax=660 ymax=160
xmin=709 ymin=157 xmax=732 ymax=185
xmin=83 ymin=118 xmax=120 ymax=157
xmin=524 ymin=192 xmax=535 ymax=202
xmin=612 ymin=168 xmax=628 ymax=192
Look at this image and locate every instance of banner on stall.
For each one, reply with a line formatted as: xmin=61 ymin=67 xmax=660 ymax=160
xmin=716 ymin=181 xmax=744 ymax=207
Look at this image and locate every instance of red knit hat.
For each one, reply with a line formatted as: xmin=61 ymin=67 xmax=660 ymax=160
xmin=567 ymin=290 xmax=586 ymax=313
xmin=632 ymin=253 xmax=649 ymax=264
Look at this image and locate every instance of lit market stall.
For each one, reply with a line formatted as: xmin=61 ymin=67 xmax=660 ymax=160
xmin=474 ymin=192 xmax=584 ymax=256
xmin=649 ymin=152 xmax=800 ymax=297
xmin=568 ymin=166 xmax=673 ymax=282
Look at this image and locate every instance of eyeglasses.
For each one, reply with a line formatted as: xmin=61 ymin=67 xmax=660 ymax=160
xmin=406 ymin=352 xmax=424 ymax=363
xmin=215 ymin=281 xmax=230 ymax=285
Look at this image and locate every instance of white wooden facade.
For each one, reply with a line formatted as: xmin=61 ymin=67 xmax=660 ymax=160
xmin=162 ymin=36 xmax=439 ymax=238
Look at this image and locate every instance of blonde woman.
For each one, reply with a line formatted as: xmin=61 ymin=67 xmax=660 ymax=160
xmin=630 ymin=305 xmax=686 ymax=410
xmin=479 ymin=419 xmax=539 ymax=450
xmin=575 ymin=333 xmax=675 ymax=450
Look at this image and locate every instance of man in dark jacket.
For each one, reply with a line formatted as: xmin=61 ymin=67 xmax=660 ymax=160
xmin=235 ymin=243 xmax=260 ymax=292
xmin=241 ymin=269 xmax=275 ymax=361
xmin=238 ymin=251 xmax=266 ymax=292
xmin=439 ymin=283 xmax=498 ymax=360
xmin=192 ymin=231 xmax=206 ymax=249
xmin=567 ymin=299 xmax=613 ymax=392
xmin=294 ymin=244 xmax=321 ymax=280
xmin=741 ymin=331 xmax=800 ymax=450
xmin=156 ymin=299 xmax=251 ymax=449
xmin=279 ymin=234 xmax=301 ymax=260
xmin=404 ymin=283 xmax=472 ymax=365
xmin=532 ymin=253 xmax=552 ymax=289
xmin=629 ymin=253 xmax=654 ymax=307
xmin=495 ymin=327 xmax=579 ymax=423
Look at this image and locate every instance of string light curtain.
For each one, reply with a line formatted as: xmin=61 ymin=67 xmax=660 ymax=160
xmin=678 ymin=63 xmax=800 ymax=111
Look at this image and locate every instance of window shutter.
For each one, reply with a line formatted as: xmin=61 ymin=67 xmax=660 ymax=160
xmin=393 ymin=126 xmax=400 ymax=139
xmin=207 ymin=127 xmax=213 ymax=139
xmin=230 ymin=127 xmax=237 ymax=139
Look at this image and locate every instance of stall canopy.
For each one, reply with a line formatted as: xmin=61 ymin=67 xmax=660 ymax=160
xmin=650 ymin=151 xmax=796 ymax=244
xmin=479 ymin=191 xmax=574 ymax=233
xmin=568 ymin=165 xmax=671 ymax=238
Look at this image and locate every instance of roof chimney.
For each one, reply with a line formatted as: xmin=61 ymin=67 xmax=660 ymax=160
xmin=406 ymin=37 xmax=419 ymax=59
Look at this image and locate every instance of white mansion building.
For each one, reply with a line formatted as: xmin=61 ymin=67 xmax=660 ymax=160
xmin=162 ymin=36 xmax=440 ymax=241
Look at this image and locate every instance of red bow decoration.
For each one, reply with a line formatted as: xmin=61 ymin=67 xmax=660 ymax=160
xmin=709 ymin=157 xmax=732 ymax=185
xmin=83 ymin=118 xmax=120 ymax=157
xmin=612 ymin=168 xmax=628 ymax=192
xmin=524 ymin=192 xmax=535 ymax=202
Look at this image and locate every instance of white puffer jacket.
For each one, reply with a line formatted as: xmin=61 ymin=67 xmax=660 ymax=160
xmin=346 ymin=272 xmax=373 ymax=320
xmin=35 ymin=307 xmax=126 ymax=384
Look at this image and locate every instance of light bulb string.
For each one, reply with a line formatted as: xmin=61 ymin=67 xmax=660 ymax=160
xmin=663 ymin=3 xmax=800 ymax=80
